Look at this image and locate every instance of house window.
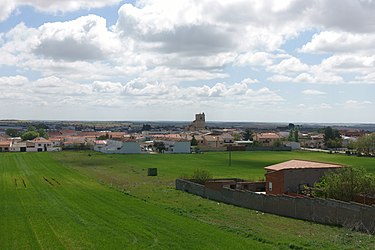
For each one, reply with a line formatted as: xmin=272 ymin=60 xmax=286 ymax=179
xmin=38 ymin=144 xmax=41 ymax=146
xmin=269 ymin=182 xmax=273 ymax=192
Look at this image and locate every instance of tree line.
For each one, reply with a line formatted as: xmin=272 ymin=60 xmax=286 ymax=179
xmin=6 ymin=126 xmax=49 ymax=141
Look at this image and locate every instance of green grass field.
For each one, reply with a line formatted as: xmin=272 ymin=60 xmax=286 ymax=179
xmin=1 ymin=151 xmax=374 ymax=249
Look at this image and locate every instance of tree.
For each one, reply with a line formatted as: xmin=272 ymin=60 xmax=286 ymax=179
xmin=232 ymin=133 xmax=241 ymax=141
xmin=323 ymin=126 xmax=342 ymax=148
xmin=35 ymin=123 xmax=48 ymax=130
xmin=243 ymin=128 xmax=253 ymax=141
xmin=97 ymin=133 xmax=110 ymax=140
xmin=142 ymin=124 xmax=151 ymax=131
xmin=272 ymin=139 xmax=282 ymax=147
xmin=21 ymin=131 xmax=39 ymax=141
xmin=288 ymin=130 xmax=294 ymax=141
xmin=355 ymin=133 xmax=375 ymax=156
xmin=312 ymin=167 xmax=375 ymax=202
xmin=37 ymin=128 xmax=49 ymax=139
xmin=293 ymin=129 xmax=299 ymax=142
xmin=19 ymin=126 xmax=48 ymax=140
xmin=153 ymin=141 xmax=166 ymax=153
xmin=5 ymin=128 xmax=21 ymax=137
xmin=288 ymin=128 xmax=299 ymax=142
xmin=190 ymin=135 xmax=198 ymax=146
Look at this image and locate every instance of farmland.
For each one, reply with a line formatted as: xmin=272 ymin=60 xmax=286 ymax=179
xmin=1 ymin=151 xmax=375 ymax=249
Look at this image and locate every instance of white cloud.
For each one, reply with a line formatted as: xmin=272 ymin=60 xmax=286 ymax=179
xmin=345 ymin=100 xmax=372 ymax=106
xmin=300 ymin=31 xmax=375 ymax=54
xmin=302 ymin=89 xmax=326 ymax=95
xmin=235 ymin=52 xmax=278 ymax=67
xmin=319 ymin=103 xmax=332 ymax=109
xmin=1 ymin=0 xmax=375 ymax=121
xmin=241 ymin=78 xmax=259 ymax=84
xmin=0 ymin=0 xmax=121 ymax=22
xmin=92 ymin=81 xmax=123 ymax=93
xmin=267 ymin=75 xmax=293 ymax=82
xmin=32 ymin=76 xmax=92 ymax=96
xmin=0 ymin=75 xmax=28 ymax=86
xmin=268 ymin=57 xmax=309 ymax=74
xmin=294 ymin=73 xmax=314 ymax=83
xmin=34 ymin=15 xmax=121 ymax=61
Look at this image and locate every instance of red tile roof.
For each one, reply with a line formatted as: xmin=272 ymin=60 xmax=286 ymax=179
xmin=0 ymin=141 xmax=10 ymax=147
xmin=265 ymin=160 xmax=343 ymax=172
xmin=31 ymin=137 xmax=51 ymax=143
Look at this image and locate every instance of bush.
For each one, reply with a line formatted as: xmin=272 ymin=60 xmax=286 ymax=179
xmin=191 ymin=169 xmax=212 ymax=184
xmin=312 ymin=167 xmax=375 ymax=201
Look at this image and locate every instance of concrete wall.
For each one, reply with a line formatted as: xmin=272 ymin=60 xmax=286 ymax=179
xmin=176 ymin=179 xmax=375 ymax=234
xmin=284 ymin=142 xmax=301 ymax=150
xmin=96 ymin=140 xmax=141 ymax=154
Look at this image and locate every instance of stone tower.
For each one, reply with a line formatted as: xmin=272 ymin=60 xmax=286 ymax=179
xmin=194 ymin=113 xmax=205 ymax=130
xmin=187 ymin=112 xmax=206 ymax=131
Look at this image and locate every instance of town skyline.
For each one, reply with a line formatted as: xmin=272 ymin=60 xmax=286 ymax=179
xmin=0 ymin=1 xmax=374 ymax=123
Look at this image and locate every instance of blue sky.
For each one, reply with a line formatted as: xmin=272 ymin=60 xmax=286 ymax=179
xmin=0 ymin=0 xmax=374 ymax=123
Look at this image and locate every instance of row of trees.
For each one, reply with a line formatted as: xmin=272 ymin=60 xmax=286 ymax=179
xmin=313 ymin=167 xmax=375 ymax=202
xmin=354 ymin=133 xmax=375 ymax=156
xmin=6 ymin=126 xmax=49 ymax=141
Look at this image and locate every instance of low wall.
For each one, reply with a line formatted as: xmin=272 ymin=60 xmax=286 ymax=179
xmin=246 ymin=146 xmax=292 ymax=151
xmin=176 ymin=179 xmax=375 ymax=234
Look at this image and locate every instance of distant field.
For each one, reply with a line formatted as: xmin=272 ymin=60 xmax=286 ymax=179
xmin=1 ymin=151 xmax=374 ymax=249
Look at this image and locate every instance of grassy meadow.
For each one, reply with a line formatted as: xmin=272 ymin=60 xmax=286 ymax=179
xmin=1 ymin=151 xmax=374 ymax=249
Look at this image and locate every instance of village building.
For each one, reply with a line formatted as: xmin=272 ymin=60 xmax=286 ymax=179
xmin=163 ymin=140 xmax=191 ymax=154
xmin=94 ymin=139 xmax=141 ymax=154
xmin=186 ymin=113 xmax=205 ymax=131
xmin=254 ymin=132 xmax=280 ymax=146
xmin=202 ymin=135 xmax=224 ymax=149
xmin=0 ymin=140 xmax=11 ymax=152
xmin=6 ymin=137 xmax=57 ymax=152
xmin=264 ymin=160 xmax=343 ymax=195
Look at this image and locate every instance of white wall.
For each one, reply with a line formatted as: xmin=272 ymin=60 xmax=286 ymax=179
xmin=96 ymin=140 xmax=141 ymax=154
xmin=168 ymin=141 xmax=191 ymax=154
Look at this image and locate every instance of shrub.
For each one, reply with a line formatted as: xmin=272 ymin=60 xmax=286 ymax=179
xmin=312 ymin=167 xmax=375 ymax=201
xmin=191 ymin=169 xmax=212 ymax=184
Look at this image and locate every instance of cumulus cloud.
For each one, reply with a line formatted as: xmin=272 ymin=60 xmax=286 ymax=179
xmin=306 ymin=0 xmax=375 ymax=33
xmin=34 ymin=15 xmax=120 ymax=61
xmin=114 ymin=0 xmax=312 ymax=71
xmin=300 ymin=31 xmax=375 ymax=54
xmin=302 ymin=89 xmax=326 ymax=95
xmin=268 ymin=57 xmax=310 ymax=74
xmin=1 ymin=0 xmax=375 ymax=121
xmin=92 ymin=81 xmax=123 ymax=93
xmin=0 ymin=75 xmax=28 ymax=86
xmin=0 ymin=0 xmax=121 ymax=22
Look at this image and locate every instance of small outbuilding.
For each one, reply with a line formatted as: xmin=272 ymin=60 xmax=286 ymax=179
xmin=265 ymin=160 xmax=343 ymax=195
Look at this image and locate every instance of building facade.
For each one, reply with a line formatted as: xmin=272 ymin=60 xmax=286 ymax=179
xmin=265 ymin=160 xmax=343 ymax=195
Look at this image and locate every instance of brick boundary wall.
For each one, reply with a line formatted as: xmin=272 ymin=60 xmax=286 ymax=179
xmin=176 ymin=179 xmax=375 ymax=234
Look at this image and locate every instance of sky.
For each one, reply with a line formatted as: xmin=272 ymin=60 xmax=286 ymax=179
xmin=0 ymin=0 xmax=374 ymax=123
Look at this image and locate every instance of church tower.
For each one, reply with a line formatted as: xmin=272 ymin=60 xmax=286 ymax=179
xmin=186 ymin=112 xmax=206 ymax=131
